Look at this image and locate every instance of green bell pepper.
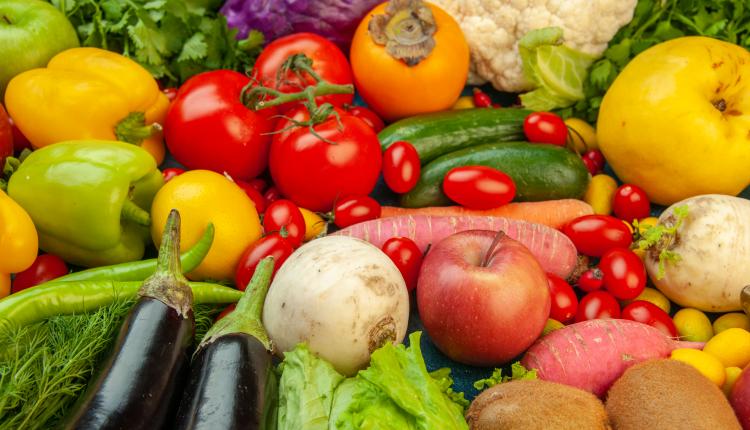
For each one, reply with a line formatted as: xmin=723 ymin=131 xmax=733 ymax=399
xmin=7 ymin=140 xmax=163 ymax=267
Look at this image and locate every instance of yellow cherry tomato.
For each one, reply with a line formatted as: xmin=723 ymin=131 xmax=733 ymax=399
xmin=150 ymin=170 xmax=262 ymax=282
xmin=670 ymin=348 xmax=726 ymax=386
xmin=714 ymin=313 xmax=750 ymax=334
xmin=0 ymin=189 xmax=39 ymax=298
xmin=623 ymin=287 xmax=671 ymax=314
xmin=673 ymin=308 xmax=714 ymax=343
xmin=299 ymin=207 xmax=327 ymax=241
xmin=564 ymin=118 xmax=597 ymax=152
xmin=723 ymin=367 xmax=743 ymax=397
xmin=584 ymin=174 xmax=618 ymax=215
xmin=703 ymin=328 xmax=750 ymax=368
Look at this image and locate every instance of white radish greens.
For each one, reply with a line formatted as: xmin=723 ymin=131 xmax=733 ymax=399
xmin=262 ymin=236 xmax=410 ymax=376
xmin=639 ymin=194 xmax=750 ymax=312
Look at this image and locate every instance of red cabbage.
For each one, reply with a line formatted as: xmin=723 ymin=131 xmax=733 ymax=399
xmin=220 ymin=0 xmax=383 ymax=52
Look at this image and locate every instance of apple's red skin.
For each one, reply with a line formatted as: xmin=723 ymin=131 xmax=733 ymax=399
xmin=731 ymin=364 xmax=750 ymax=428
xmin=417 ymin=230 xmax=551 ymax=366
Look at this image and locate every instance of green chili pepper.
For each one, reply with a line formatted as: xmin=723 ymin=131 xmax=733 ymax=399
xmin=53 ymin=223 xmax=215 ymax=283
xmin=0 ymin=280 xmax=241 ymax=331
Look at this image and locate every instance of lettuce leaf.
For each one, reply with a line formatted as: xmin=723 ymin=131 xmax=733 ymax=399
xmin=473 ymin=362 xmax=538 ymax=391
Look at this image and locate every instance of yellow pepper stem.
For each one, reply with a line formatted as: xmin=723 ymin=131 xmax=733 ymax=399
xmin=121 ymin=199 xmax=151 ymax=226
xmin=115 ymin=112 xmax=162 ymax=145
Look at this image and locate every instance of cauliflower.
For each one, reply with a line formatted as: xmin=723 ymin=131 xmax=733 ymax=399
xmin=431 ymin=0 xmax=637 ymax=92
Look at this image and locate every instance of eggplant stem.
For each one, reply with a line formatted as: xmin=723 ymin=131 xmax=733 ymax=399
xmin=481 ymin=230 xmax=506 ymax=268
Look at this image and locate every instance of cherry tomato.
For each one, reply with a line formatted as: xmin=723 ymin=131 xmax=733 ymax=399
xmin=12 ymin=254 xmax=69 ymax=293
xmin=546 ymin=274 xmax=578 ymax=324
xmin=234 ymin=232 xmax=294 ymax=290
xmin=383 ymin=141 xmax=420 ymax=194
xmin=575 ymin=290 xmax=621 ymax=322
xmin=622 ymin=300 xmax=678 ymax=337
xmin=264 ymin=186 xmax=283 ymax=204
xmin=0 ymin=105 xmax=13 ymax=165
xmin=269 ymin=106 xmax=382 ymax=212
xmin=263 ymin=199 xmax=306 ymax=247
xmin=216 ymin=304 xmax=236 ymax=321
xmin=442 ymin=166 xmax=516 ymax=210
xmin=8 ymin=115 xmax=32 ymax=154
xmin=472 ymin=88 xmax=492 ymax=108
xmin=582 ymin=156 xmax=602 ymax=175
xmin=252 ymin=33 xmax=354 ymax=112
xmin=162 ymin=87 xmax=178 ymax=102
xmin=583 ymin=150 xmax=605 ymax=170
xmin=235 ymin=179 xmax=267 ymax=213
xmin=523 ymin=112 xmax=567 ymax=146
xmin=162 ymin=167 xmax=184 ymax=182
xmin=577 ymin=268 xmax=604 ymax=293
xmin=613 ymin=184 xmax=651 ymax=222
xmin=562 ymin=214 xmax=634 ymax=257
xmin=600 ymin=248 xmax=646 ymax=300
xmin=333 ymin=196 xmax=381 ymax=228
xmin=248 ymin=178 xmax=268 ymax=193
xmin=382 ymin=237 xmax=423 ymax=292
xmin=345 ymin=105 xmax=385 ymax=133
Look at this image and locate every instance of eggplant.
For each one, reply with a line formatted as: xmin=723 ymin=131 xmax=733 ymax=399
xmin=65 ymin=210 xmax=195 ymax=430
xmin=175 ymin=257 xmax=276 ymax=430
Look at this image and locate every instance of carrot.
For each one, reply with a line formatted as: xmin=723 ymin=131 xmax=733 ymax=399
xmin=379 ymin=199 xmax=593 ymax=230
xmin=332 ymin=215 xmax=578 ymax=278
xmin=520 ymin=319 xmax=704 ymax=398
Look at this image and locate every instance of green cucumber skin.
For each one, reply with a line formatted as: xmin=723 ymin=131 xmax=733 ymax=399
xmin=400 ymin=142 xmax=591 ymax=208
xmin=378 ymin=108 xmax=531 ymax=164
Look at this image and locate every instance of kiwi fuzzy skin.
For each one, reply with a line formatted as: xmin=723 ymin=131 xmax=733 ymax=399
xmin=605 ymin=359 xmax=741 ymax=430
xmin=466 ymin=379 xmax=611 ymax=430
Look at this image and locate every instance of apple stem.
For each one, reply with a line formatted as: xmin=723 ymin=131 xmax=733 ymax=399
xmin=481 ymin=230 xmax=507 ymax=268
xmin=1 ymin=15 xmax=10 ymax=25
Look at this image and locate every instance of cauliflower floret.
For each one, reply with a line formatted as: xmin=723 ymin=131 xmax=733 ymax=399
xmin=432 ymin=0 xmax=637 ymax=92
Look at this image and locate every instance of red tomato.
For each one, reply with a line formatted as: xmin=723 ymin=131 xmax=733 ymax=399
xmin=600 ymin=248 xmax=646 ymax=300
xmin=472 ymin=88 xmax=492 ymax=108
xmin=562 ymin=215 xmax=634 ymax=257
xmin=622 ymin=300 xmax=678 ymax=337
xmin=263 ymin=199 xmax=306 ymax=248
xmin=248 ymin=178 xmax=268 ymax=193
xmin=613 ymin=184 xmax=651 ymax=222
xmin=252 ymin=33 xmax=354 ymax=112
xmin=442 ymin=166 xmax=516 ymax=209
xmin=383 ymin=141 xmax=420 ymax=194
xmin=575 ymin=290 xmax=621 ymax=322
xmin=333 ymin=196 xmax=381 ymax=228
xmin=235 ymin=179 xmax=267 ymax=213
xmin=8 ymin=115 xmax=32 ymax=154
xmin=234 ymin=233 xmax=294 ymax=290
xmin=269 ymin=106 xmax=382 ymax=212
xmin=345 ymin=106 xmax=384 ymax=133
xmin=382 ymin=237 xmax=423 ymax=293
xmin=577 ymin=268 xmax=604 ymax=293
xmin=582 ymin=156 xmax=601 ymax=175
xmin=546 ymin=274 xmax=578 ymax=324
xmin=264 ymin=186 xmax=283 ymax=204
xmin=0 ymin=105 xmax=13 ymax=165
xmin=162 ymin=87 xmax=178 ymax=102
xmin=162 ymin=167 xmax=184 ymax=182
xmin=12 ymin=254 xmax=69 ymax=293
xmin=165 ymin=70 xmax=276 ymax=181
xmin=523 ymin=112 xmax=567 ymax=146
xmin=216 ymin=304 xmax=236 ymax=321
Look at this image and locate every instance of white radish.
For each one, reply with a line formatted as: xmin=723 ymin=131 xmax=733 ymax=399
xmin=643 ymin=194 xmax=750 ymax=312
xmin=262 ymin=236 xmax=409 ymax=376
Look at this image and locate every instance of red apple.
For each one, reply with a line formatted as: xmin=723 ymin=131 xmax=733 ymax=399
xmin=417 ymin=230 xmax=551 ymax=366
xmin=731 ymin=364 xmax=750 ymax=428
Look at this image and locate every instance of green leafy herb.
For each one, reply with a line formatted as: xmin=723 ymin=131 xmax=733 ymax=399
xmin=473 ymin=362 xmax=538 ymax=391
xmin=48 ymin=0 xmax=264 ymax=86
xmin=634 ymin=204 xmax=690 ymax=279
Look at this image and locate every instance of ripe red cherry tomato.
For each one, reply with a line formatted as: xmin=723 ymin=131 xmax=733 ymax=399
xmin=234 ymin=232 xmax=294 ymax=290
xmin=613 ymin=184 xmax=651 ymax=222
xmin=575 ymin=290 xmax=621 ymax=322
xmin=562 ymin=215 xmax=634 ymax=257
xmin=0 ymin=105 xmax=13 ymax=165
xmin=442 ymin=166 xmax=516 ymax=210
xmin=383 ymin=141 xmax=420 ymax=194
xmin=263 ymin=186 xmax=282 ymax=204
xmin=599 ymin=248 xmax=646 ymax=300
xmin=345 ymin=106 xmax=385 ymax=133
xmin=263 ymin=200 xmax=306 ymax=248
xmin=162 ymin=167 xmax=184 ymax=182
xmin=235 ymin=179 xmax=268 ymax=213
xmin=382 ymin=237 xmax=423 ymax=292
xmin=472 ymin=88 xmax=492 ymax=108
xmin=162 ymin=87 xmax=178 ymax=102
xmin=12 ymin=254 xmax=69 ymax=293
xmin=546 ymin=274 xmax=578 ymax=324
xmin=333 ymin=196 xmax=381 ymax=228
xmin=523 ymin=112 xmax=567 ymax=146
xmin=581 ymin=149 xmax=605 ymax=175
xmin=622 ymin=300 xmax=678 ymax=337
xmin=577 ymin=268 xmax=604 ymax=292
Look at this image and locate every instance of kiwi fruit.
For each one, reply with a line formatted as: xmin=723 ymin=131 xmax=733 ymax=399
xmin=606 ymin=359 xmax=741 ymax=430
xmin=465 ymin=379 xmax=610 ymax=430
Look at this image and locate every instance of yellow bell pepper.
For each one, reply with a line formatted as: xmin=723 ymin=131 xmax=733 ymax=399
xmin=4 ymin=47 xmax=170 ymax=164
xmin=0 ymin=189 xmax=38 ymax=298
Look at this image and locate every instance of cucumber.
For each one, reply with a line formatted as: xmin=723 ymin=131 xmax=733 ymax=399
xmin=400 ymin=142 xmax=590 ymax=208
xmin=378 ymin=108 xmax=531 ymax=164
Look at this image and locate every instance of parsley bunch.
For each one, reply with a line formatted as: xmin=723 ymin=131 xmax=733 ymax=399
xmin=49 ymin=0 xmax=264 ymax=86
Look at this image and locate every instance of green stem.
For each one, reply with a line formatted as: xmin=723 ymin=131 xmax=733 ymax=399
xmin=154 ymin=209 xmax=182 ymax=277
xmin=114 ymin=112 xmax=161 ymax=145
xmin=244 ymin=81 xmax=353 ymax=111
xmin=120 ymin=199 xmax=151 ymax=226
xmin=199 ymin=257 xmax=275 ymax=351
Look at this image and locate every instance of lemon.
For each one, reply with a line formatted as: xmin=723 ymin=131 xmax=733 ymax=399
xmin=673 ymin=308 xmax=714 ymax=342
xmin=542 ymin=319 xmax=564 ymax=336
xmin=714 ymin=313 xmax=750 ymax=334
xmin=670 ymin=348 xmax=726 ymax=386
xmin=565 ymin=117 xmax=597 ymax=152
xmin=624 ymin=287 xmax=671 ymax=314
xmin=703 ymin=328 xmax=750 ymax=368
xmin=723 ymin=367 xmax=743 ymax=397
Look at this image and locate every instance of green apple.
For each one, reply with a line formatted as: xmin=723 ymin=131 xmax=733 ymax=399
xmin=0 ymin=0 xmax=79 ymax=100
